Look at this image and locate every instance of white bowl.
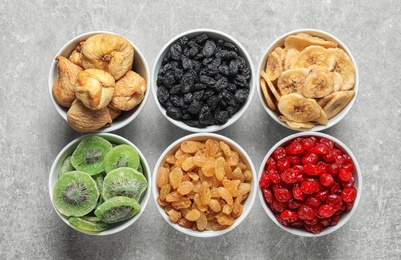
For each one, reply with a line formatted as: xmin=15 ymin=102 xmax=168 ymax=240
xmin=152 ymin=28 xmax=255 ymax=133
xmin=257 ymin=29 xmax=359 ymax=131
xmin=49 ymin=133 xmax=152 ymax=235
xmin=48 ymin=31 xmax=150 ymax=132
xmin=257 ymin=132 xmax=362 ymax=237
xmin=152 ymin=133 xmax=257 ymax=237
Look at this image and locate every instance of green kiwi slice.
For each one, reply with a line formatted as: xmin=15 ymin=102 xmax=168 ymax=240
xmin=59 ymin=156 xmax=75 ymax=177
xmin=53 ymin=171 xmax=99 ymax=217
xmin=71 ymin=136 xmax=112 ymax=175
xmin=103 ymin=144 xmax=140 ymax=173
xmin=102 ymin=167 xmax=148 ymax=201
xmin=69 ymin=217 xmax=111 ymax=232
xmin=94 ymin=196 xmax=141 ymax=224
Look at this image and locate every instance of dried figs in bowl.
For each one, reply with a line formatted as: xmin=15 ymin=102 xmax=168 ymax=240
xmin=49 ymin=133 xmax=152 ymax=235
xmin=48 ymin=31 xmax=150 ymax=132
xmin=258 ymin=132 xmax=362 ymax=237
xmin=152 ymin=29 xmax=255 ymax=132
xmin=152 ymin=133 xmax=257 ymax=237
xmin=257 ymin=29 xmax=359 ymax=131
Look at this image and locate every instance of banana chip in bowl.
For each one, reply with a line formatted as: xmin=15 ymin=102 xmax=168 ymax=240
xmin=257 ymin=29 xmax=358 ymax=131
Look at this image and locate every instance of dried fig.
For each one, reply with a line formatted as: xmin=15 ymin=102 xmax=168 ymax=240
xmin=75 ymin=69 xmax=115 ymax=110
xmin=107 ymin=105 xmax=122 ymax=121
xmin=67 ymin=99 xmax=112 ymax=132
xmin=69 ymin=41 xmax=85 ymax=67
xmin=52 ymin=56 xmax=83 ymax=107
xmin=109 ymin=71 xmax=147 ymax=111
xmin=81 ymin=34 xmax=134 ymax=80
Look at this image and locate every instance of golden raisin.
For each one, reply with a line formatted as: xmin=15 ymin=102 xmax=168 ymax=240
xmin=156 ymin=167 xmax=169 ymax=188
xmin=199 ymin=182 xmax=211 ymax=205
xmin=160 ymin=184 xmax=171 ymax=200
xmin=181 ymin=140 xmax=198 ymax=154
xmin=196 ymin=211 xmax=207 ymax=231
xmin=177 ymin=181 xmax=194 ymax=195
xmin=217 ymin=214 xmax=235 ymax=226
xmin=185 ymin=209 xmax=201 ymax=221
xmin=208 ymin=199 xmax=221 ymax=212
xmin=169 ymin=167 xmax=183 ymax=189
xmin=217 ymin=187 xmax=233 ymax=205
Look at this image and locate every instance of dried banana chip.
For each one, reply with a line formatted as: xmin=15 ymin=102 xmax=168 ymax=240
xmin=278 ymin=93 xmax=321 ymax=123
xmin=291 ymin=45 xmax=335 ymax=71
xmin=279 ymin=115 xmax=315 ymax=130
xmin=322 ymin=90 xmax=355 ymax=119
xmin=260 ymin=70 xmax=281 ymax=101
xmin=302 ymin=68 xmax=334 ymax=98
xmin=329 ymin=48 xmax=355 ymax=91
xmin=277 ymin=68 xmax=309 ymax=96
xmin=260 ymin=78 xmax=276 ymax=111
xmin=284 ymin=33 xmax=338 ymax=51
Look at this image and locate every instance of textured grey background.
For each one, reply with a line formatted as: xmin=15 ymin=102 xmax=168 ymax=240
xmin=1 ymin=0 xmax=400 ymax=259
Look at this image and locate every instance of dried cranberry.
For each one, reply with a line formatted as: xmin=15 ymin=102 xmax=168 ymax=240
xmin=292 ymin=186 xmax=305 ymax=201
xmin=326 ymin=194 xmax=343 ymax=211
xmin=265 ymin=157 xmax=276 ymax=171
xmin=328 ymin=162 xmax=341 ymax=176
xmin=267 ymin=169 xmax=281 ymax=184
xmin=302 ymin=138 xmax=316 ymax=151
xmin=262 ymin=187 xmax=273 ymax=203
xmin=273 ymin=147 xmax=287 ymax=161
xmin=270 ymin=199 xmax=287 ymax=213
xmin=302 ymin=153 xmax=319 ymax=165
xmin=305 ymin=196 xmax=321 ymax=208
xmin=275 ymin=213 xmax=290 ymax=226
xmin=304 ymin=217 xmax=319 ymax=225
xmin=330 ymin=182 xmax=341 ymax=194
xmin=319 ymin=137 xmax=334 ymax=149
xmin=280 ymin=168 xmax=298 ymax=184
xmin=259 ymin=171 xmax=271 ymax=188
xmin=286 ymin=140 xmax=304 ymax=155
xmin=288 ymin=156 xmax=301 ymax=165
xmin=343 ymin=163 xmax=355 ymax=174
xmin=309 ymin=143 xmax=330 ymax=155
xmin=291 ymin=219 xmax=305 ymax=228
xmin=304 ymin=164 xmax=320 ymax=176
xmin=339 ymin=168 xmax=352 ymax=182
xmin=305 ymin=222 xmax=323 ymax=234
xmin=323 ymin=149 xmax=342 ymax=162
xmin=319 ymin=218 xmax=332 ymax=227
xmin=277 ymin=157 xmax=291 ymax=171
xmin=280 ymin=210 xmax=299 ymax=223
xmin=342 ymin=154 xmax=353 ymax=164
xmin=288 ymin=199 xmax=302 ymax=210
xmin=320 ymin=173 xmax=334 ymax=187
xmin=274 ymin=188 xmax=292 ymax=202
xmin=341 ymin=187 xmax=357 ymax=203
xmin=330 ymin=214 xmax=340 ymax=226
xmin=315 ymin=189 xmax=329 ymax=202
xmin=317 ymin=204 xmax=335 ymax=218
xmin=316 ymin=161 xmax=328 ymax=174
xmin=298 ymin=205 xmax=316 ymax=221
xmin=301 ymin=178 xmax=321 ymax=194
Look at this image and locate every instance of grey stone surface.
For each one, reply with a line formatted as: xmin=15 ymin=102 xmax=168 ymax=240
xmin=0 ymin=0 xmax=400 ymax=259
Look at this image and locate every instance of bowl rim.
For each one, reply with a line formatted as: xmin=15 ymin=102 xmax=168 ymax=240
xmin=48 ymin=30 xmax=150 ymax=133
xmin=48 ymin=133 xmax=152 ymax=235
xmin=256 ymin=28 xmax=359 ymax=132
xmin=257 ymin=131 xmax=362 ymax=237
xmin=151 ymin=28 xmax=255 ymax=133
xmin=152 ymin=132 xmax=257 ymax=237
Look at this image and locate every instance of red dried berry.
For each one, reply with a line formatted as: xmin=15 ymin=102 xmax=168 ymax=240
xmin=262 ymin=187 xmax=273 ymax=204
xmin=267 ymin=169 xmax=281 ymax=184
xmin=305 ymin=196 xmax=321 ymax=208
xmin=330 ymin=182 xmax=341 ymax=194
xmin=298 ymin=204 xmax=316 ymax=221
xmin=259 ymin=171 xmax=271 ymax=188
xmin=280 ymin=168 xmax=298 ymax=184
xmin=290 ymin=218 xmax=305 ymax=228
xmin=304 ymin=164 xmax=320 ymax=176
xmin=302 ymin=137 xmax=316 ymax=151
xmin=317 ymin=204 xmax=335 ymax=218
xmin=292 ymin=186 xmax=305 ymax=201
xmin=342 ymin=154 xmax=353 ymax=164
xmin=286 ymin=140 xmax=304 ymax=155
xmin=323 ymin=149 xmax=342 ymax=163
xmin=301 ymin=178 xmax=321 ymax=194
xmin=274 ymin=187 xmax=292 ymax=202
xmin=265 ymin=157 xmax=276 ymax=171
xmin=316 ymin=161 xmax=328 ymax=174
xmin=270 ymin=199 xmax=287 ymax=213
xmin=328 ymin=162 xmax=341 ymax=176
xmin=341 ymin=187 xmax=357 ymax=203
xmin=304 ymin=217 xmax=319 ymax=225
xmin=275 ymin=213 xmax=290 ymax=226
xmin=309 ymin=143 xmax=330 ymax=155
xmin=277 ymin=157 xmax=291 ymax=171
xmin=326 ymin=194 xmax=343 ymax=211
xmin=302 ymin=152 xmax=319 ymax=165
xmin=280 ymin=210 xmax=299 ymax=223
xmin=288 ymin=156 xmax=301 ymax=165
xmin=305 ymin=222 xmax=323 ymax=234
xmin=339 ymin=168 xmax=352 ymax=182
xmin=287 ymin=199 xmax=302 ymax=210
xmin=319 ymin=137 xmax=334 ymax=149
xmin=273 ymin=147 xmax=286 ymax=161
xmin=315 ymin=189 xmax=329 ymax=202
xmin=320 ymin=173 xmax=334 ymax=187
xmin=319 ymin=218 xmax=332 ymax=227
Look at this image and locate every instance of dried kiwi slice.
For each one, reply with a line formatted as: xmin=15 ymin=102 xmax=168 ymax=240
xmin=53 ymin=171 xmax=99 ymax=217
xmin=102 ymin=167 xmax=148 ymax=201
xmin=71 ymin=136 xmax=112 ymax=175
xmin=59 ymin=156 xmax=75 ymax=177
xmin=69 ymin=216 xmax=111 ymax=232
xmin=94 ymin=196 xmax=141 ymax=224
xmin=103 ymin=144 xmax=140 ymax=173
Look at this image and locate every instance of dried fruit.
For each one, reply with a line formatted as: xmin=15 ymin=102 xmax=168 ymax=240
xmin=157 ymin=138 xmax=252 ymax=232
xmin=259 ymin=136 xmax=357 ymax=234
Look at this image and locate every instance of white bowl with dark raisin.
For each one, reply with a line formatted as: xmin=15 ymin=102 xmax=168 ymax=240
xmin=152 ymin=28 xmax=255 ymax=133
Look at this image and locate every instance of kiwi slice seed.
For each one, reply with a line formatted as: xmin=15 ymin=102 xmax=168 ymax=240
xmin=94 ymin=196 xmax=141 ymax=224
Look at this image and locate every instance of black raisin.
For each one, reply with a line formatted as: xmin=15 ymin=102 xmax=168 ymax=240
xmin=222 ymin=89 xmax=237 ymax=107
xmin=206 ymin=92 xmax=222 ymax=107
xmin=178 ymin=36 xmax=188 ymax=46
xmin=218 ymin=64 xmax=230 ymax=76
xmin=183 ymin=92 xmax=193 ymax=104
xmin=166 ymin=106 xmax=182 ymax=120
xmin=182 ymin=113 xmax=193 ymax=120
xmin=170 ymin=43 xmax=182 ymax=60
xmin=193 ymin=60 xmax=202 ymax=71
xmin=235 ymin=88 xmax=249 ymax=103
xmin=162 ymin=70 xmax=176 ymax=87
xmin=229 ymin=59 xmax=239 ymax=75
xmin=181 ymin=74 xmax=194 ymax=93
xmin=193 ymin=83 xmax=207 ymax=90
xmin=183 ymin=120 xmax=202 ymax=128
xmin=212 ymin=77 xmax=228 ymax=92
xmin=223 ymin=42 xmax=238 ymax=52
xmin=202 ymin=57 xmax=214 ymax=65
xmin=199 ymin=105 xmax=214 ymax=126
xmin=194 ymin=53 xmax=204 ymax=60
xmin=169 ymin=95 xmax=181 ymax=107
xmin=169 ymin=85 xmax=182 ymax=95
xmin=214 ymin=109 xmax=229 ymax=124
xmin=202 ymin=89 xmax=215 ymax=100
xmin=189 ymin=47 xmax=199 ymax=58
xmin=233 ymin=74 xmax=249 ymax=88
xmin=195 ymin=33 xmax=208 ymax=44
xmin=216 ymin=50 xmax=237 ymax=60
xmin=202 ymin=40 xmax=216 ymax=58
xmin=157 ymin=85 xmax=169 ymax=104
xmin=181 ymin=56 xmax=193 ymax=70
xmin=188 ymin=100 xmax=202 ymax=114
xmin=192 ymin=90 xmax=204 ymax=101
xmin=227 ymin=83 xmax=237 ymax=92
xmin=227 ymin=106 xmax=239 ymax=117
xmin=200 ymin=75 xmax=216 ymax=86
